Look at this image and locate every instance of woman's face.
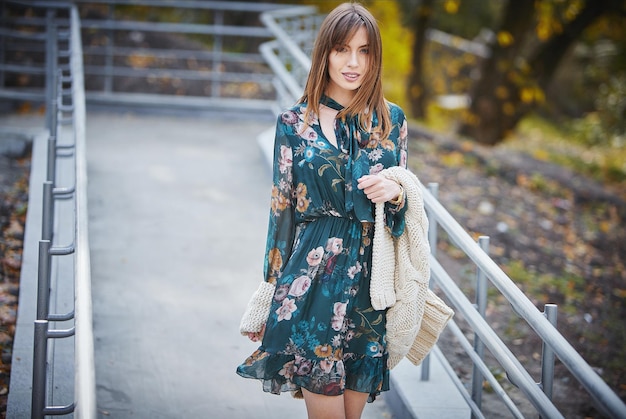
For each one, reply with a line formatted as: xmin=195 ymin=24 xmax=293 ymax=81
xmin=326 ymin=26 xmax=369 ymax=105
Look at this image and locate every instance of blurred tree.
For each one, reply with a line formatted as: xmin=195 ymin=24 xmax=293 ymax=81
xmin=397 ymin=0 xmax=500 ymax=119
xmin=398 ymin=0 xmax=434 ymax=118
xmin=458 ymin=0 xmax=626 ymax=145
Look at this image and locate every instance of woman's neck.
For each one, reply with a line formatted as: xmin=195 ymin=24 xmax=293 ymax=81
xmin=324 ymin=87 xmax=355 ymax=108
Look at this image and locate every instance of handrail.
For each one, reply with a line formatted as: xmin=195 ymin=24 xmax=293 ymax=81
xmin=259 ymin=6 xmax=314 ymax=74
xmin=1 ymin=1 xmax=96 ymax=417
xmin=259 ymin=6 xmax=318 ymax=110
xmin=421 ymin=181 xmax=626 ymax=418
xmin=258 ymin=6 xmax=626 ymax=419
xmin=72 ymin=0 xmax=284 ymax=12
xmin=259 ymin=40 xmax=303 ymax=107
xmin=69 ymin=5 xmax=97 ymax=418
xmin=0 ymin=1 xmax=287 ymax=113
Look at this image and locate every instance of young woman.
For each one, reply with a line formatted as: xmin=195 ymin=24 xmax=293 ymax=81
xmin=237 ymin=3 xmax=408 ymax=418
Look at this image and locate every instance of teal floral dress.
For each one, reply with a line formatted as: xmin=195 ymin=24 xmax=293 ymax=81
xmin=237 ymin=96 xmax=408 ymax=400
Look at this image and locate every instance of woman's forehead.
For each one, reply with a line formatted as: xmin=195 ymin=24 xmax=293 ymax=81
xmin=334 ymin=24 xmax=368 ymax=45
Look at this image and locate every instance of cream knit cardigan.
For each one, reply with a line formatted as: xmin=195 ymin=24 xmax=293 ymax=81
xmin=371 ymin=166 xmax=453 ymax=369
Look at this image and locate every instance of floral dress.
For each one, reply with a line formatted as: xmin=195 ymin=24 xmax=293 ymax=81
xmin=237 ymin=96 xmax=408 ymax=400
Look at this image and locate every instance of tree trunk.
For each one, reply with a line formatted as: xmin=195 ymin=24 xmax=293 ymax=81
xmin=406 ymin=0 xmax=434 ymax=119
xmin=530 ymin=0 xmax=611 ymax=90
xmin=458 ymin=0 xmax=535 ymax=145
xmin=459 ymin=0 xmax=614 ymax=145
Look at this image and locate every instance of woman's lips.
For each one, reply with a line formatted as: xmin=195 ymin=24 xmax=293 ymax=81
xmin=343 ymin=72 xmax=360 ymax=82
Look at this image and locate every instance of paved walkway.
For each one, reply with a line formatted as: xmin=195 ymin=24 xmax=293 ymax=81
xmin=3 ymin=109 xmax=466 ymax=418
xmin=85 ymin=111 xmax=395 ymax=418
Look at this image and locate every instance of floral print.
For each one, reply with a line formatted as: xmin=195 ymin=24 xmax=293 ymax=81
xmin=237 ymin=96 xmax=408 ymax=400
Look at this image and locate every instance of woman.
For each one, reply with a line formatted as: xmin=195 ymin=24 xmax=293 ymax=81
xmin=237 ymin=3 xmax=408 ymax=418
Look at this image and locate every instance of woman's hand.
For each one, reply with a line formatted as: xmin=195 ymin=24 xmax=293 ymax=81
xmin=357 ymin=175 xmax=402 ymax=203
xmin=246 ymin=324 xmax=265 ymax=342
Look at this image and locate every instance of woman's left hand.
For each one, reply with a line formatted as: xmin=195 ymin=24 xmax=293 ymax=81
xmin=357 ymin=175 xmax=402 ymax=203
xmin=246 ymin=324 xmax=265 ymax=342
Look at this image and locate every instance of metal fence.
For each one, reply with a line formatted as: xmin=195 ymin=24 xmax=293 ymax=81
xmin=259 ymin=5 xmax=626 ymax=419
xmin=1 ymin=1 xmax=294 ymax=113
xmin=73 ymin=0 xmax=288 ymax=113
xmin=1 ymin=1 xmax=96 ymax=418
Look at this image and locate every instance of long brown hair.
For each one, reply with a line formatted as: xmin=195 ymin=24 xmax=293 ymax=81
xmin=298 ymin=2 xmax=391 ymax=140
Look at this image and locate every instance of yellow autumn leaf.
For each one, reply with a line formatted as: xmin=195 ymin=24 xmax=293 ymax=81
xmin=520 ymin=87 xmax=535 ymax=104
xmin=537 ymin=22 xmax=551 ymax=41
xmin=533 ymin=149 xmax=549 ymax=161
xmin=599 ymin=220 xmax=611 ymax=233
xmin=127 ymin=53 xmax=156 ymax=69
xmin=444 ymin=0 xmax=460 ymax=14
xmin=441 ymin=151 xmax=465 ymax=167
xmin=497 ymin=31 xmax=514 ymax=47
xmin=565 ymin=1 xmax=583 ymax=21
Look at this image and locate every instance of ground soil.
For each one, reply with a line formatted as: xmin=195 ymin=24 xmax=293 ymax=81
xmin=0 ymin=137 xmax=30 ymax=418
xmin=406 ymin=125 xmax=625 ymax=418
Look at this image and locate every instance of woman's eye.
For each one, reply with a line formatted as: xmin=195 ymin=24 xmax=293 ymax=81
xmin=360 ymin=48 xmax=369 ymax=54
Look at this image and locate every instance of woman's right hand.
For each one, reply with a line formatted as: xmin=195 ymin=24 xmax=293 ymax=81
xmin=247 ymin=324 xmax=265 ymax=342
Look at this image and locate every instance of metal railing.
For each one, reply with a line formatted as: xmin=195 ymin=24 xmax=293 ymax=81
xmin=0 ymin=1 xmax=299 ymax=113
xmin=259 ymin=6 xmax=626 ymax=419
xmin=71 ymin=0 xmax=289 ymax=113
xmin=259 ymin=5 xmax=320 ymax=113
xmin=1 ymin=1 xmax=96 ymax=418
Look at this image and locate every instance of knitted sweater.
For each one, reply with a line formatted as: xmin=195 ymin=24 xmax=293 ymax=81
xmin=371 ymin=166 xmax=453 ymax=369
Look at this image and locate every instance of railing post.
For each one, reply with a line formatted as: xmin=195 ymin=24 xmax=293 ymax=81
xmin=471 ymin=235 xmax=490 ymax=415
xmin=541 ymin=304 xmax=558 ymax=400
xmin=31 ymin=320 xmax=49 ymax=419
xmin=212 ymin=9 xmax=224 ymax=98
xmin=46 ymin=134 xmax=57 ymax=183
xmin=421 ymin=182 xmax=439 ymax=381
xmin=0 ymin=2 xmax=5 ymax=88
xmin=45 ymin=10 xmax=59 ymax=134
xmin=104 ymin=3 xmax=114 ymax=93
xmin=33 ymin=241 xmax=52 ymax=419
xmin=41 ymin=181 xmax=54 ymax=241
xmin=36 ymin=240 xmax=52 ymax=321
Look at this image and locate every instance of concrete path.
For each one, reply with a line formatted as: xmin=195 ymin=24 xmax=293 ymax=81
xmin=85 ymin=111 xmax=395 ymax=419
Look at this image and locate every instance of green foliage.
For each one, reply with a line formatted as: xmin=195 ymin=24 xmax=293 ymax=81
xmin=571 ymin=74 xmax=626 ymax=147
xmin=505 ymin=260 xmax=586 ymax=315
xmin=512 ymin=114 xmax=626 ymax=191
xmin=429 ymin=0 xmax=502 ymax=39
xmin=365 ymin=1 xmax=412 ymax=109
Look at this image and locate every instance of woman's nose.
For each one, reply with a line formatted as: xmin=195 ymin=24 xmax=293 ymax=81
xmin=347 ymin=51 xmax=359 ymax=67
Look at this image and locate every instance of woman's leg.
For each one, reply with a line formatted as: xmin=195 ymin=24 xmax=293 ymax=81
xmin=302 ymin=388 xmax=345 ymax=419
xmin=344 ymin=389 xmax=369 ymax=419
xmin=301 ymin=388 xmax=370 ymax=419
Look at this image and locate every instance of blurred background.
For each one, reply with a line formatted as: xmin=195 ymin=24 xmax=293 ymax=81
xmin=1 ymin=1 xmax=624 ymax=417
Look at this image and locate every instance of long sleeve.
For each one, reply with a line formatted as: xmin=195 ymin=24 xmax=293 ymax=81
xmin=384 ymin=109 xmax=409 ymax=237
xmin=263 ymin=115 xmax=296 ymax=284
xmin=240 ymin=114 xmax=296 ymax=335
